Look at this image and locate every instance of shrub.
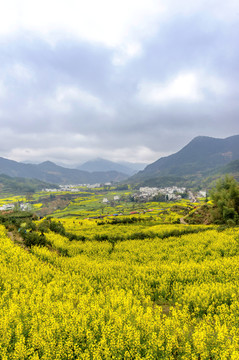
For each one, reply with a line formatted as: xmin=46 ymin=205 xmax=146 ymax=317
xmin=66 ymin=232 xmax=86 ymax=242
xmin=95 ymin=234 xmax=109 ymax=241
xmin=24 ymin=232 xmax=47 ymax=247
xmin=210 ymin=175 xmax=239 ymax=225
xmin=49 ymin=220 xmax=66 ymax=236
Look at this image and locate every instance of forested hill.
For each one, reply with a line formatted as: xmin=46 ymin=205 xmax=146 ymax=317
xmin=0 ymin=174 xmax=55 ymax=194
xmin=130 ymin=135 xmax=239 ymax=184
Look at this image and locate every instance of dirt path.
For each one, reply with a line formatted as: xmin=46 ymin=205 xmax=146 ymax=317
xmin=180 ymin=217 xmax=188 ymax=225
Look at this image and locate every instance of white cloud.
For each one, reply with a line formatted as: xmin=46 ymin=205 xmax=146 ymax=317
xmin=9 ymin=63 xmax=35 ymax=83
xmin=5 ymin=131 xmax=98 ymax=164
xmin=138 ymin=73 xmax=202 ymax=104
xmin=1 ymin=0 xmax=237 ymax=45
xmin=112 ymin=42 xmax=142 ymax=66
xmin=56 ymin=86 xmax=100 ymax=106
xmin=138 ymin=72 xmax=227 ymax=105
xmin=161 ymin=0 xmax=239 ymax=23
xmin=0 ymin=1 xmax=19 ymax=35
xmin=0 ymin=0 xmax=164 ymax=47
xmin=203 ymin=76 xmax=227 ymax=96
xmin=0 ymin=81 xmax=6 ymax=98
xmin=46 ymin=85 xmax=115 ymax=116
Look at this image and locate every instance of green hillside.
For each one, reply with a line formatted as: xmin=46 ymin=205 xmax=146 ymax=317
xmin=0 ymin=174 xmax=56 ymax=195
xmin=129 ymin=135 xmax=239 ymax=188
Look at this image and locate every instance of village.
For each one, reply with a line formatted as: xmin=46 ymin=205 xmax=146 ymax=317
xmin=0 ymin=202 xmax=31 ymax=212
xmin=101 ymin=186 xmax=207 ymax=204
xmin=130 ymin=186 xmax=206 ymax=202
xmin=43 ymin=183 xmax=111 ymax=192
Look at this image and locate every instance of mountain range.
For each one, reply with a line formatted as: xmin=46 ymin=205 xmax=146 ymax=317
xmin=0 ymin=135 xmax=239 ymax=188
xmin=0 ymin=158 xmax=128 ymax=185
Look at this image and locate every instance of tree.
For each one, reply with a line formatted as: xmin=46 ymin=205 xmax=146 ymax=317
xmin=210 ymin=175 xmax=239 ymax=225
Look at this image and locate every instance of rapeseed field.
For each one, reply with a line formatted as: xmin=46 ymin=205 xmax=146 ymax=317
xmin=1 ymin=215 xmax=239 ymax=358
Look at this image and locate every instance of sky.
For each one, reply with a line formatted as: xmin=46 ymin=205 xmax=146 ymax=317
xmin=0 ymin=0 xmax=239 ymax=167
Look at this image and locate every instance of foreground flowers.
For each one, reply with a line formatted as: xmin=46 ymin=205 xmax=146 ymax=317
xmin=1 ymin=222 xmax=239 ymax=359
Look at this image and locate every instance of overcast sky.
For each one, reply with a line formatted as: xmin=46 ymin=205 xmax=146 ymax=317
xmin=0 ymin=0 xmax=239 ymax=166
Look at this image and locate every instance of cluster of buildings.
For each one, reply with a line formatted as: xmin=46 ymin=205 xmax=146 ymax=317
xmin=43 ymin=185 xmax=83 ymax=192
xmin=102 ymin=195 xmax=120 ymax=203
xmin=43 ymin=183 xmax=112 ymax=192
xmin=0 ymin=203 xmax=31 ymax=211
xmin=0 ymin=204 xmax=15 ymax=211
xmin=133 ymin=186 xmax=206 ymax=202
xmin=133 ymin=186 xmax=187 ymax=201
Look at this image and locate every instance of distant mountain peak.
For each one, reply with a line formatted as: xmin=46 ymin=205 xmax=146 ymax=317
xmin=39 ymin=160 xmax=56 ymax=166
xmin=78 ymin=158 xmax=139 ymax=175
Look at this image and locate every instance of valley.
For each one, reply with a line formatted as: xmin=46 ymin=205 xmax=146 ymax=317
xmin=0 ymin=135 xmax=239 ymax=358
